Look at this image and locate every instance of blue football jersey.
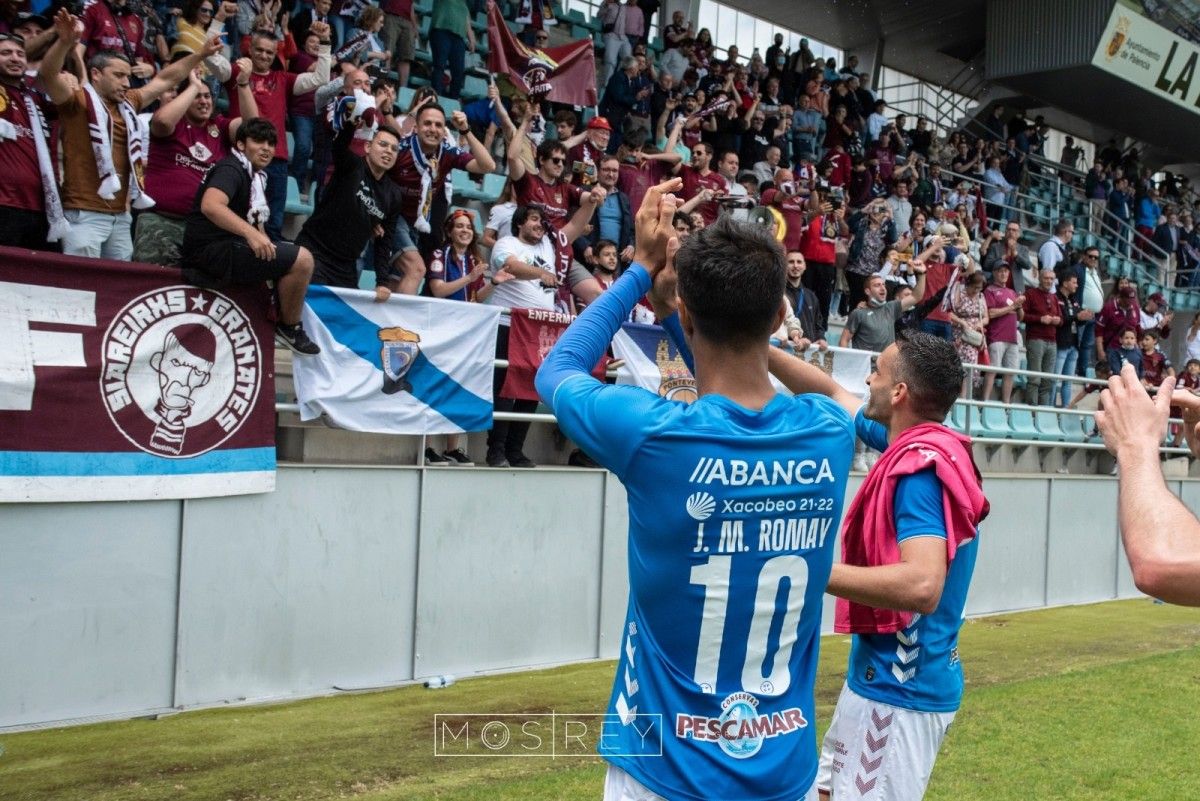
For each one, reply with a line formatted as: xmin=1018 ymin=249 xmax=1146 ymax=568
xmin=538 ymin=266 xmax=856 ymax=801
xmin=846 ymin=410 xmax=979 ymax=713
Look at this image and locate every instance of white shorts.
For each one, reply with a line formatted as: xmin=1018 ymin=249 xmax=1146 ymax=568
xmin=603 ymin=765 xmax=819 ymax=801
xmin=816 ymin=684 xmax=955 ymax=800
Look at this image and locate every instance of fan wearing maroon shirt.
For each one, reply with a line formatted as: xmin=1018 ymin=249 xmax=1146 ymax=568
xmin=77 ymin=0 xmax=155 ymax=81
xmin=224 ymin=24 xmax=332 ymax=242
xmin=674 ymin=141 xmax=724 ymax=225
xmin=0 ymin=31 xmax=55 ymax=248
xmin=760 ymin=168 xmax=816 ymax=254
xmin=134 ymin=65 xmax=258 ymax=266
xmin=558 ymin=114 xmax=612 ymax=188
xmin=385 ymin=102 xmax=494 ymax=295
xmin=614 ymin=125 xmax=681 ymax=216
xmin=507 ymin=136 xmax=590 ymax=232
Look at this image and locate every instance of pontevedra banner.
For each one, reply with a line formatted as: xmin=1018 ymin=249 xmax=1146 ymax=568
xmin=0 ymin=248 xmax=276 ymax=502
xmin=612 ymin=323 xmax=874 ymax=401
xmin=294 ymin=286 xmax=501 ymax=434
xmin=486 ymin=0 xmax=598 ymax=107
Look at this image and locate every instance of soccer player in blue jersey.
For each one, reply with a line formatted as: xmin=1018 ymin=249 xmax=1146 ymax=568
xmin=536 ymin=179 xmax=858 ymax=801
xmin=768 ymin=333 xmax=989 ymax=801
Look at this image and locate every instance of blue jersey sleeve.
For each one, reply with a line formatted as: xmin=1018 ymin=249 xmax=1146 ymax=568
xmin=894 ymin=468 xmax=947 ymax=542
xmin=854 ymin=406 xmax=889 ymax=452
xmin=660 ymin=312 xmax=695 ymax=374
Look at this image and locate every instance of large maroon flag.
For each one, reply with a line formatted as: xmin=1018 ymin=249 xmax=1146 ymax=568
xmin=487 ymin=1 xmax=598 ymax=108
xmin=0 ymin=248 xmax=276 ymax=502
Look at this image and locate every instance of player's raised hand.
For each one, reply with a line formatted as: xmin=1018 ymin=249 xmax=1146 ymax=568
xmin=647 ymin=235 xmax=681 ymax=321
xmin=633 ymin=176 xmax=683 ymax=274
xmin=1097 ymin=365 xmax=1175 ymax=460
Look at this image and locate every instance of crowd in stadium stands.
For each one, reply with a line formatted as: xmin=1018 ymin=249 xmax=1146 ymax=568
xmin=3 ymin=0 xmax=1200 ymax=465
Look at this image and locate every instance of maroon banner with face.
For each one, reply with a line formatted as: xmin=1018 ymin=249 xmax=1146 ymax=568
xmin=0 ymin=248 xmax=277 ymax=502
xmin=487 ymin=0 xmax=598 ymax=108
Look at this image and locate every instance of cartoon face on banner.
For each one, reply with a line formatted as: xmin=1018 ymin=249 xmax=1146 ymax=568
xmin=100 ymin=287 xmax=263 ymax=458
xmin=379 ymin=326 xmax=422 ymax=395
xmin=520 ymin=51 xmax=557 ymax=97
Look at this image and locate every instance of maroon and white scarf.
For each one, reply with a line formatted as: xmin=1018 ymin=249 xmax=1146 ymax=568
xmin=232 ymin=150 xmax=270 ymax=226
xmin=0 ymin=87 xmax=68 ymax=241
xmin=83 ymin=83 xmax=154 ymax=209
xmin=516 ymin=0 xmax=556 ymax=26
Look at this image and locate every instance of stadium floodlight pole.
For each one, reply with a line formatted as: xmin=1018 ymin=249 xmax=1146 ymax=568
xmin=1097 ymin=367 xmax=1200 ymax=606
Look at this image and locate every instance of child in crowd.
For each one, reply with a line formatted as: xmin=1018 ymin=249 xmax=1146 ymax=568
xmin=1107 ymin=328 xmax=1143 ymax=379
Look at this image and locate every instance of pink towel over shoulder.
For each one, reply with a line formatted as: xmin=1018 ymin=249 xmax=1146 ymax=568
xmin=834 ymin=422 xmax=989 ymax=635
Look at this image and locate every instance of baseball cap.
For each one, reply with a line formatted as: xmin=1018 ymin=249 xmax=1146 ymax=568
xmin=14 ymin=11 xmax=51 ymax=29
xmin=1119 ymin=285 xmax=1137 ymax=298
xmin=587 ymin=116 xmax=612 ymax=132
xmin=1149 ymin=291 xmax=1167 ymax=307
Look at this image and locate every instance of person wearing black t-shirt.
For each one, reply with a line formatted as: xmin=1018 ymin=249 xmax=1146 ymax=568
xmin=181 ymin=117 xmax=320 ymax=355
xmin=299 ymin=116 xmax=404 ymax=302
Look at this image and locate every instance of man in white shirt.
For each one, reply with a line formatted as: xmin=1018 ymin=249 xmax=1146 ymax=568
xmin=485 ymin=198 xmax=602 ymax=467
xmin=716 ymin=149 xmax=750 ymax=222
xmin=886 ymin=180 xmax=914 ymax=236
xmin=982 ymin=155 xmax=1014 ymax=222
xmin=1038 ymin=218 xmax=1075 ymax=274
xmin=866 ymin=99 xmax=889 ymax=144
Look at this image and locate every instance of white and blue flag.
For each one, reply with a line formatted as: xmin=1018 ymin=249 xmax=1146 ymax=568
xmin=612 ymin=322 xmax=874 ymax=401
xmin=294 ymin=286 xmax=501 ymax=434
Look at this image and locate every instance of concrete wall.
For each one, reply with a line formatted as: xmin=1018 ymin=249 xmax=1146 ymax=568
xmin=0 ymin=467 xmax=1168 ymax=731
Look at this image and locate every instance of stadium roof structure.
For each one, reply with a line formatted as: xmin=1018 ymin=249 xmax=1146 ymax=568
xmin=719 ymin=0 xmax=1200 ymax=174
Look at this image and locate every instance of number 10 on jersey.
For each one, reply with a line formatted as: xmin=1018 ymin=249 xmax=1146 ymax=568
xmin=690 ymin=555 xmax=809 ymax=697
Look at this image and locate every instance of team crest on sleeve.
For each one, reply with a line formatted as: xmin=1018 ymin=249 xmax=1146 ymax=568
xmin=100 ymin=287 xmax=262 ymax=458
xmin=379 ymin=326 xmax=421 ymax=395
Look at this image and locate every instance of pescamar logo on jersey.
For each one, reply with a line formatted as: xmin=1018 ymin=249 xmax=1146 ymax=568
xmin=100 ymin=287 xmax=262 ymax=458
xmin=675 ymin=693 xmax=808 ymax=759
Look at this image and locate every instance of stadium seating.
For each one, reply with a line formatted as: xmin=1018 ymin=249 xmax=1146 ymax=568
xmin=285 ymin=176 xmax=314 ymax=216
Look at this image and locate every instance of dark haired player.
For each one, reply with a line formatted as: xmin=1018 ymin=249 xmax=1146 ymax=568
xmin=537 ymin=180 xmax=854 ymax=800
xmin=769 ymin=332 xmax=988 ymax=801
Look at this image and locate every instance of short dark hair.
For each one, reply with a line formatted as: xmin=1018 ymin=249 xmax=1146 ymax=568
xmin=374 ymin=125 xmax=401 ymax=143
xmin=1053 ymin=218 xmax=1073 ymax=236
xmin=892 ymin=329 xmax=963 ymax=421
xmin=236 ymin=117 xmax=278 ymax=145
xmin=672 ymin=212 xmax=695 ymax=232
xmin=536 ymin=139 xmax=566 ymax=163
xmin=87 ymin=51 xmax=131 ymax=74
xmin=595 ymin=238 xmax=618 ymax=254
xmin=510 ymin=204 xmax=545 ymax=235
xmin=675 ymin=216 xmax=785 ymax=347
xmin=416 ymin=103 xmax=446 ymax=121
xmin=553 ymin=109 xmax=578 ymax=129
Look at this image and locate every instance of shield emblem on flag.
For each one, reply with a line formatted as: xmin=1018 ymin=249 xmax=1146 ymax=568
xmin=378 ymin=326 xmax=422 ymax=395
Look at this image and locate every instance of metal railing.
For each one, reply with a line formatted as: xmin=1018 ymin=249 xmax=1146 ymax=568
xmin=937 ymin=166 xmax=1182 ymax=290
xmin=273 ymin=350 xmax=1195 ymax=463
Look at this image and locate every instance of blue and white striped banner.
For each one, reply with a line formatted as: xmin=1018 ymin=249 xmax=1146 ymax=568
xmin=294 ymin=287 xmax=502 ymax=435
